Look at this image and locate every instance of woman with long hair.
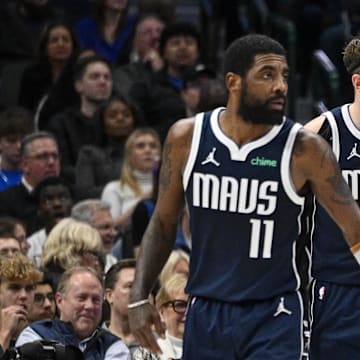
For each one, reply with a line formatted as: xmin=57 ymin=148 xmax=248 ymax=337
xmin=75 ymin=0 xmax=137 ymax=65
xmin=101 ymin=127 xmax=161 ymax=232
xmin=75 ymin=92 xmax=144 ymax=199
xmin=18 ymin=19 xmax=80 ymax=130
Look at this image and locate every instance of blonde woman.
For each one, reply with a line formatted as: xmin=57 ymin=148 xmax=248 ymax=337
xmin=101 ymin=128 xmax=161 ymax=232
xmin=41 ymin=218 xmax=104 ymax=290
xmin=159 ymin=249 xmax=189 ymax=287
xmin=133 ymin=273 xmax=188 ymax=360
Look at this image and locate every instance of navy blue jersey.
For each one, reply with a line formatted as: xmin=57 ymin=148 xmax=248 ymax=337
xmin=183 ymin=108 xmax=305 ymax=302
xmin=311 ymin=104 xmax=360 ymax=285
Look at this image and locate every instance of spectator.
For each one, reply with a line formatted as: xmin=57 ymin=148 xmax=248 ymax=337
xmin=101 ymin=128 xmax=161 ymax=238
xmin=75 ymin=93 xmax=144 ymax=199
xmin=41 ymin=218 xmax=104 ymax=290
xmin=0 ymin=217 xmax=29 ymax=255
xmin=27 ymin=276 xmax=56 ymax=323
xmin=0 ymin=132 xmax=60 ymax=236
xmin=180 ymin=64 xmax=219 ymax=116
xmin=27 ymin=176 xmax=74 ymax=268
xmin=129 ymin=21 xmax=201 ymax=142
xmin=47 ymin=55 xmax=113 ymax=184
xmin=0 ymin=107 xmax=33 ymax=191
xmin=0 ymin=254 xmax=41 ymax=354
xmin=18 ymin=19 xmax=80 ymax=130
xmin=0 ymin=0 xmax=63 ymax=72
xmin=75 ymin=0 xmax=136 ymax=65
xmin=137 ymin=0 xmax=176 ymax=25
xmin=16 ymin=266 xmax=130 ymax=359
xmin=133 ymin=273 xmax=188 ymax=360
xmin=71 ymin=199 xmax=118 ymax=272
xmin=104 ymin=259 xmax=139 ymax=355
xmin=113 ymin=13 xmax=165 ymax=96
xmin=159 ymin=249 xmax=189 ymax=286
xmin=0 ymin=225 xmax=21 ymax=258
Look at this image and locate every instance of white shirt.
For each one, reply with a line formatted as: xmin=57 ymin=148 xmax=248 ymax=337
xmin=27 ymin=228 xmax=46 ymax=268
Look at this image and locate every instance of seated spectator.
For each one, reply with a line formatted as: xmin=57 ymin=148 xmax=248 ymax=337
xmin=41 ymin=218 xmax=104 ymax=290
xmin=0 ymin=217 xmax=30 ymax=255
xmin=159 ymin=249 xmax=189 ymax=286
xmin=27 ymin=176 xmax=74 ymax=268
xmin=0 ymin=132 xmax=61 ymax=236
xmin=0 ymin=254 xmax=41 ymax=354
xmin=129 ymin=21 xmax=202 ymax=142
xmin=0 ymin=224 xmax=21 ymax=258
xmin=75 ymin=93 xmax=144 ymax=199
xmin=71 ymin=199 xmax=118 ymax=272
xmin=132 ymin=273 xmax=188 ymax=359
xmin=16 ymin=266 xmax=130 ymax=359
xmin=0 ymin=107 xmax=33 ymax=191
xmin=47 ymin=55 xmax=113 ymax=184
xmin=75 ymin=0 xmax=136 ymax=65
xmin=0 ymin=0 xmax=63 ymax=72
xmin=27 ymin=275 xmax=56 ymax=323
xmin=113 ymin=13 xmax=165 ymax=96
xmin=104 ymin=259 xmax=139 ymax=356
xmin=180 ymin=64 xmax=219 ymax=117
xmin=137 ymin=0 xmax=176 ymax=25
xmin=18 ymin=19 xmax=80 ymax=130
xmin=101 ymin=128 xmax=161 ymax=239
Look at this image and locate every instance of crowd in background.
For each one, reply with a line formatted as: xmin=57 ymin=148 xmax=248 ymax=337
xmin=0 ymin=0 xmax=359 ymax=359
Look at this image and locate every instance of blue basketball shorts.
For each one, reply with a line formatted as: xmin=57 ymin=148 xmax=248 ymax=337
xmin=182 ymin=291 xmax=304 ymax=359
xmin=309 ymin=280 xmax=360 ymax=359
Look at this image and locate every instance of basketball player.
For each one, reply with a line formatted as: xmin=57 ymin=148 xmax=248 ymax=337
xmin=128 ymin=34 xmax=360 ymax=359
xmin=305 ymin=37 xmax=360 ymax=359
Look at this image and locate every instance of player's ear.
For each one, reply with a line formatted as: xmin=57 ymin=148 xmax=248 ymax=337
xmin=351 ymin=73 xmax=360 ymax=91
xmin=225 ymin=72 xmax=241 ymax=93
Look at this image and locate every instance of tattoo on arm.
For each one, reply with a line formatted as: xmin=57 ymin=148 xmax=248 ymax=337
xmin=322 ymin=147 xmax=354 ymax=205
xmin=160 ymin=142 xmax=173 ymax=190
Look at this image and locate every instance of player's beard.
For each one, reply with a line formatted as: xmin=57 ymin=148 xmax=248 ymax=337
xmin=238 ymin=82 xmax=286 ymax=125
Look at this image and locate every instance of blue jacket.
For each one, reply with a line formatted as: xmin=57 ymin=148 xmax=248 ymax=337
xmin=31 ymin=319 xmax=119 ymax=360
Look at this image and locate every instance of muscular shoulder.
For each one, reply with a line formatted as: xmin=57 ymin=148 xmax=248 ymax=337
xmin=164 ymin=117 xmax=195 ymax=163
xmin=291 ymin=128 xmax=335 ymax=193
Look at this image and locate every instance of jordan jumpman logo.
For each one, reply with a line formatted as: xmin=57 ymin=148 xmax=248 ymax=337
xmin=273 ymin=297 xmax=292 ymax=317
xmin=201 ymin=147 xmax=220 ymax=167
xmin=347 ymin=143 xmax=360 ymax=160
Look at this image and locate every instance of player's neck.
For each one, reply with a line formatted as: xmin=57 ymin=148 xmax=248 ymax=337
xmin=349 ymin=101 xmax=360 ymax=129
xmin=220 ymin=109 xmax=274 ymax=146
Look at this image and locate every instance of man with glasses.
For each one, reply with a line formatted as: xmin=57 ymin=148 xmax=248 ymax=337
xmin=0 ymin=253 xmax=41 ymax=355
xmin=27 ymin=277 xmax=56 ymax=323
xmin=0 ymin=132 xmax=60 ymax=236
xmin=71 ymin=199 xmax=118 ymax=272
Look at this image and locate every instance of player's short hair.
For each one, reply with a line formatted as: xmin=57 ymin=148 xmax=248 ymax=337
xmin=343 ymin=37 xmax=360 ymax=74
xmin=223 ymin=34 xmax=286 ymax=77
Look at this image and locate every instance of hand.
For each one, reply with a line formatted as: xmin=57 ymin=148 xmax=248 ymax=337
xmin=0 ymin=305 xmax=28 ymax=349
xmin=128 ymin=303 xmax=165 ymax=354
xmin=144 ymin=50 xmax=164 ymax=72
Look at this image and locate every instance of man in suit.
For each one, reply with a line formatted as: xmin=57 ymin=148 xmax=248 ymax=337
xmin=0 ymin=131 xmax=60 ymax=236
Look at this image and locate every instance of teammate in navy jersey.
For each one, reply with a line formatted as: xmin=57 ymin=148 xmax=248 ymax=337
xmin=305 ymin=37 xmax=360 ymax=359
xmin=127 ymin=34 xmax=360 ymax=359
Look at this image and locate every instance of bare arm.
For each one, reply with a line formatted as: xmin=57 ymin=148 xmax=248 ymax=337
xmin=128 ymin=118 xmax=194 ymax=353
xmin=292 ymin=129 xmax=360 ymax=248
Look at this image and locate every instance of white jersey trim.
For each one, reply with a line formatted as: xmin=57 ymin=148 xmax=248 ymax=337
xmin=183 ymin=112 xmax=204 ymax=191
xmin=322 ymin=110 xmax=340 ymax=160
xmin=211 ymin=111 xmax=286 ymax=161
xmin=342 ymin=103 xmax=360 ymax=139
xmin=281 ymin=123 xmax=304 ymax=206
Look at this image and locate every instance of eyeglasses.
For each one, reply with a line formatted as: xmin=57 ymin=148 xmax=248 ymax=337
xmin=162 ymin=299 xmax=188 ymax=314
xmin=26 ymin=152 xmax=60 ymax=162
xmin=34 ymin=292 xmax=55 ymax=305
